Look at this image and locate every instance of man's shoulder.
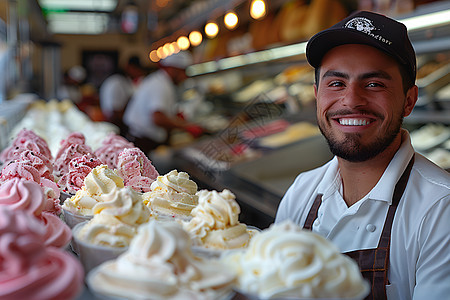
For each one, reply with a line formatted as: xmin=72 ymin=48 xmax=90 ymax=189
xmin=413 ymin=153 xmax=450 ymax=191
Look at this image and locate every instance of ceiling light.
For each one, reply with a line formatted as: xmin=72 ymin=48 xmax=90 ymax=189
xmin=398 ymin=9 xmax=450 ymax=31
xmin=171 ymin=42 xmax=180 ymax=54
xmin=205 ymin=22 xmax=219 ymax=38
xmin=39 ymin=0 xmax=117 ymax=11
xmin=189 ymin=31 xmax=203 ymax=47
xmin=149 ymin=50 xmax=160 ymax=63
xmin=177 ymin=36 xmax=190 ymax=50
xmin=250 ymin=0 xmax=266 ymax=20
xmin=45 ymin=12 xmax=109 ymax=34
xmin=224 ymin=11 xmax=238 ymax=30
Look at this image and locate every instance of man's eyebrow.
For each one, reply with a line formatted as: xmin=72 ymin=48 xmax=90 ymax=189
xmin=321 ymin=70 xmax=393 ymax=80
xmin=359 ymin=71 xmax=392 ymax=80
xmin=322 ymin=70 xmax=348 ymax=80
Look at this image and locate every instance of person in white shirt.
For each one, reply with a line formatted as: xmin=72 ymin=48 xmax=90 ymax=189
xmin=275 ymin=11 xmax=449 ymax=299
xmin=123 ymin=51 xmax=202 ymax=154
xmin=99 ymin=56 xmax=144 ymax=134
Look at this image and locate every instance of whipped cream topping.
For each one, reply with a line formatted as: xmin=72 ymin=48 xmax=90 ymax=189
xmin=222 ymin=221 xmax=369 ymax=299
xmin=87 ymin=220 xmax=235 ymax=299
xmin=183 ymin=189 xmax=254 ymax=250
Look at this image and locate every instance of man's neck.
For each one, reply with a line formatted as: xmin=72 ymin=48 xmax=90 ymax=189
xmin=338 ymin=134 xmax=404 ymax=207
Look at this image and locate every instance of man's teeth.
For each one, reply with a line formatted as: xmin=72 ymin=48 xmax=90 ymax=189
xmin=339 ymin=118 xmax=370 ymax=126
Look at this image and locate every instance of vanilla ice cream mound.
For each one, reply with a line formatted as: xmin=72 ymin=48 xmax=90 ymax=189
xmin=62 ymin=165 xmax=124 ymax=215
xmin=87 ymin=220 xmax=236 ymax=300
xmin=143 ymin=169 xmax=198 ymax=219
xmin=222 ymin=221 xmax=369 ymax=299
xmin=76 ymin=187 xmax=150 ymax=247
xmin=183 ymin=189 xmax=257 ymax=250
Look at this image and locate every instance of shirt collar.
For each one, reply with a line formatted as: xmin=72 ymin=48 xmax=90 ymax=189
xmin=369 ymin=129 xmax=415 ymax=204
xmin=317 ymin=129 xmax=415 ymax=204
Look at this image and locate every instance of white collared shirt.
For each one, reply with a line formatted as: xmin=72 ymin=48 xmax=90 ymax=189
xmin=275 ymin=130 xmax=450 ymax=300
xmin=123 ymin=70 xmax=177 ymax=142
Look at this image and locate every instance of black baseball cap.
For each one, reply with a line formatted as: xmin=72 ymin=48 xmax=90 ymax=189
xmin=306 ymin=11 xmax=416 ymax=82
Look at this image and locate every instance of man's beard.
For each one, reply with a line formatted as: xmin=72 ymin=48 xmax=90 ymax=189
xmin=318 ymin=110 xmax=404 ymax=162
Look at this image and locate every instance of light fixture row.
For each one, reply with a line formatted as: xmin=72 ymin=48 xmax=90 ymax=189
xmin=149 ymin=0 xmax=267 ymax=63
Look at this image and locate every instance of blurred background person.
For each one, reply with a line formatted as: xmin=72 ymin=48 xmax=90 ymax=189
xmin=123 ymin=51 xmax=203 ymax=154
xmin=99 ymin=55 xmax=145 ymax=135
xmin=57 ymin=65 xmax=86 ymax=104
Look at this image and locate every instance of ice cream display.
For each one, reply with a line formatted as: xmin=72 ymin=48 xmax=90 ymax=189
xmin=143 ymin=169 xmax=199 ymax=220
xmin=87 ymin=220 xmax=236 ymax=300
xmin=58 ymin=153 xmax=103 ymax=195
xmin=222 ymin=221 xmax=369 ymax=299
xmin=76 ymin=187 xmax=150 ymax=247
xmin=182 ymin=189 xmax=258 ymax=251
xmin=0 ymin=207 xmax=84 ymax=300
xmin=53 ymin=132 xmax=95 ymax=179
xmin=72 ymin=187 xmax=151 ymax=271
xmin=0 ymin=161 xmax=61 ymax=215
xmin=116 ymin=147 xmax=159 ymax=193
xmin=62 ymin=165 xmax=126 ymax=228
xmin=0 ymin=128 xmax=53 ymax=164
xmin=94 ymin=133 xmax=135 ymax=169
xmin=0 ymin=178 xmax=72 ymax=248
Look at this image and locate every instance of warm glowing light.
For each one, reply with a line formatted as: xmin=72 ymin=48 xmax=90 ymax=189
xmin=157 ymin=46 xmax=166 ymax=59
xmin=171 ymin=41 xmax=180 ymax=53
xmin=177 ymin=36 xmax=190 ymax=50
xmin=250 ymin=0 xmax=266 ymax=19
xmin=205 ymin=22 xmax=219 ymax=38
xmin=163 ymin=43 xmax=173 ymax=55
xmin=149 ymin=50 xmax=160 ymax=62
xmin=189 ymin=31 xmax=203 ymax=46
xmin=224 ymin=11 xmax=238 ymax=30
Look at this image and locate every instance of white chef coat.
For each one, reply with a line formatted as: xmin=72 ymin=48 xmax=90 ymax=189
xmin=99 ymin=74 xmax=134 ymax=118
xmin=275 ymin=129 xmax=450 ymax=300
xmin=123 ymin=70 xmax=177 ymax=143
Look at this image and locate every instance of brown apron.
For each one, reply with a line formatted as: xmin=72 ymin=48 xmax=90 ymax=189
xmin=303 ymin=156 xmax=415 ymax=300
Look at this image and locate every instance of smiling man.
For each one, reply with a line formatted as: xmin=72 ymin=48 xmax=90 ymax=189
xmin=275 ymin=11 xmax=450 ymax=299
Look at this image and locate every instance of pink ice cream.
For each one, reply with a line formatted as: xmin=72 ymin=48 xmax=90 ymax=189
xmin=0 ymin=162 xmax=61 ymax=215
xmin=116 ymin=147 xmax=159 ymax=193
xmin=0 ymin=128 xmax=52 ymax=163
xmin=13 ymin=149 xmax=55 ymax=181
xmin=58 ymin=154 xmax=103 ymax=194
xmin=94 ymin=133 xmax=135 ymax=169
xmin=0 ymin=178 xmax=71 ymax=248
xmin=54 ymin=132 xmax=87 ymax=159
xmin=0 ymin=177 xmax=45 ymax=217
xmin=0 ymin=207 xmax=84 ymax=300
xmin=53 ymin=133 xmax=94 ymax=178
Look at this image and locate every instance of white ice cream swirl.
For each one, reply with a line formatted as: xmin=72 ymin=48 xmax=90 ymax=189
xmin=144 ymin=170 xmax=198 ymax=218
xmin=87 ymin=220 xmax=236 ymax=299
xmin=222 ymin=221 xmax=369 ymax=299
xmin=76 ymin=187 xmax=150 ymax=247
xmin=183 ymin=189 xmax=254 ymax=249
xmin=62 ymin=165 xmax=124 ymax=215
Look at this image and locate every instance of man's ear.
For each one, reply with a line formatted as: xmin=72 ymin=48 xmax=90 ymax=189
xmin=314 ymin=84 xmax=318 ymax=99
xmin=403 ymin=85 xmax=418 ymax=117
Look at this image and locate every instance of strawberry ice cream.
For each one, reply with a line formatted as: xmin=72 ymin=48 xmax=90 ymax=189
xmin=116 ymin=147 xmax=159 ymax=193
xmin=53 ymin=133 xmax=94 ymax=179
xmin=0 ymin=178 xmax=71 ymax=248
xmin=0 ymin=128 xmax=52 ymax=163
xmin=58 ymin=154 xmax=103 ymax=195
xmin=0 ymin=207 xmax=84 ymax=300
xmin=0 ymin=161 xmax=61 ymax=215
xmin=13 ymin=149 xmax=54 ymax=181
xmin=94 ymin=133 xmax=135 ymax=169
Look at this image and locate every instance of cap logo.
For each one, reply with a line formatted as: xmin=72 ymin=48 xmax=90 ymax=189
xmin=344 ymin=17 xmax=392 ymax=46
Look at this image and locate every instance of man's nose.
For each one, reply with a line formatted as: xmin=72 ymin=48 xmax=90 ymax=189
xmin=341 ymin=84 xmax=368 ymax=108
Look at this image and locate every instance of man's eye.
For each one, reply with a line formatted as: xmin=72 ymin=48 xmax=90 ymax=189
xmin=367 ymin=82 xmax=384 ymax=88
xmin=328 ymin=81 xmax=344 ymax=87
